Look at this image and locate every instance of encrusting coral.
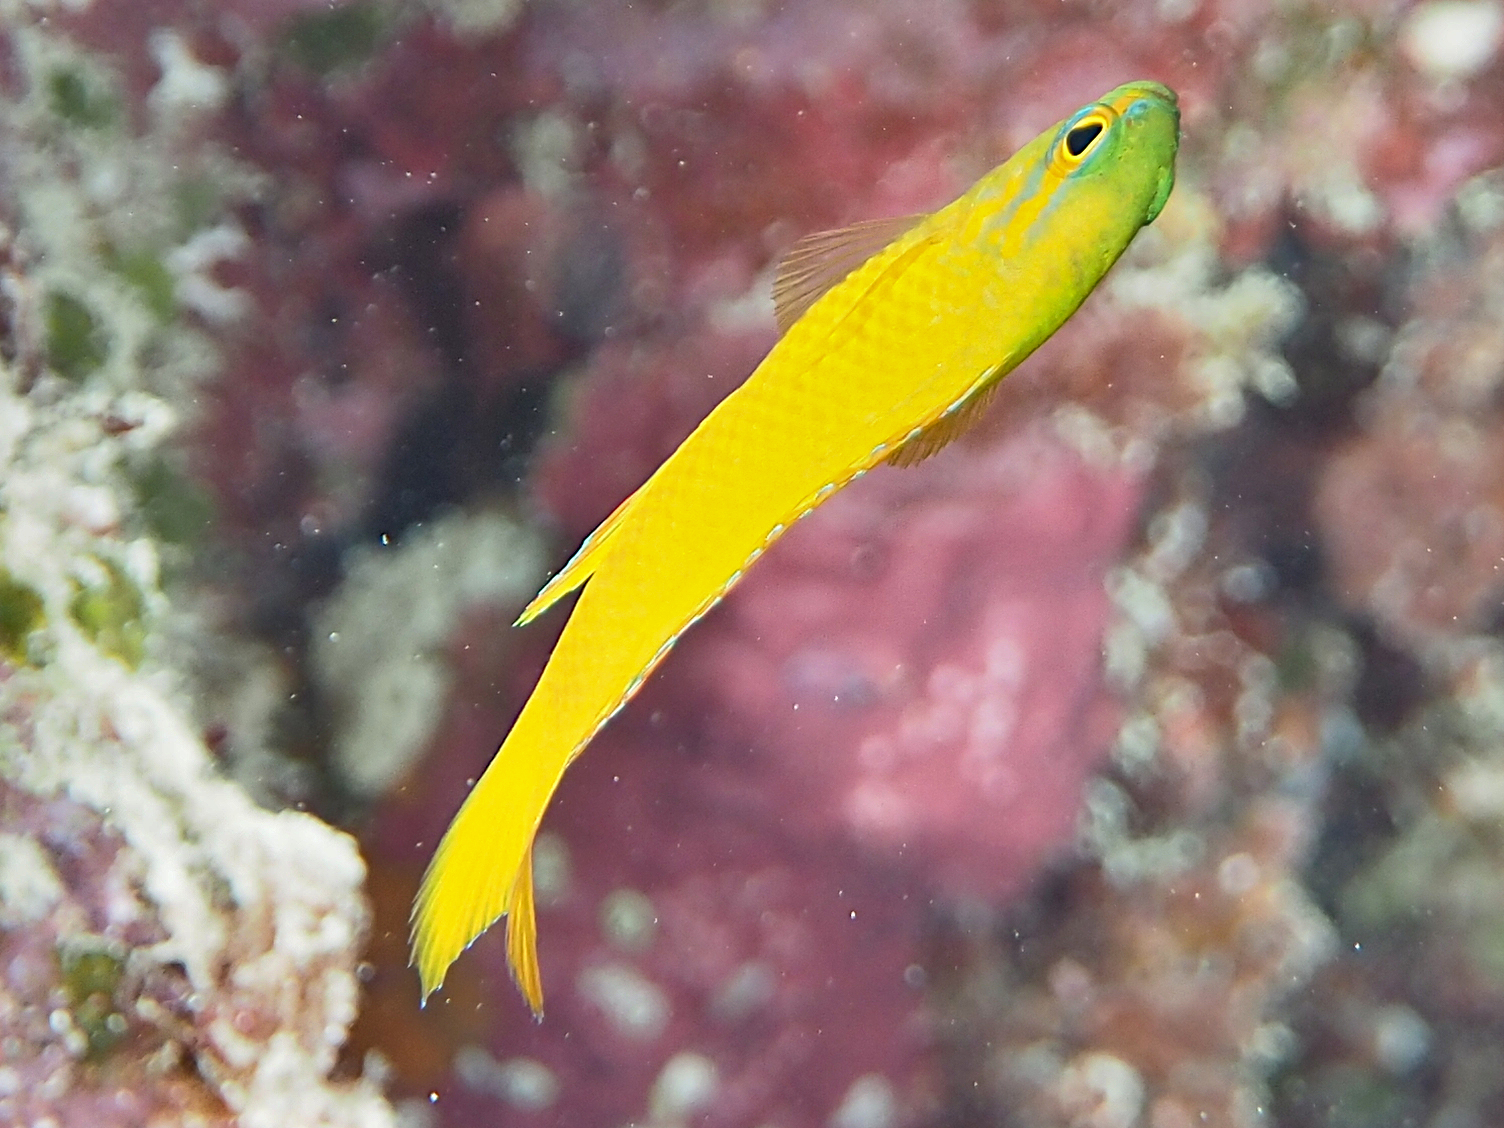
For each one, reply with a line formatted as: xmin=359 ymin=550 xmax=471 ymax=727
xmin=0 ymin=9 xmax=395 ymax=1127
xmin=929 ymin=463 xmax=1348 ymax=1128
xmin=0 ymin=279 xmax=396 ymax=1126
xmin=1286 ymin=167 xmax=1504 ymax=1128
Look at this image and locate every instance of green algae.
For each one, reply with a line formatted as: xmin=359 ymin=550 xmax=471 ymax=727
xmin=174 ymin=177 xmax=222 ymax=238
xmin=0 ymin=571 xmax=45 ymax=665
xmin=70 ymin=560 xmax=146 ymax=668
xmin=45 ymin=291 xmax=110 ymax=382
xmin=59 ymin=941 xmax=128 ymax=1060
xmin=1274 ymin=627 xmax=1324 ymax=692
xmin=106 ymin=247 xmax=177 ymax=324
xmin=46 ymin=66 xmax=117 ymax=130
xmin=132 ymin=458 xmax=214 ymax=546
xmin=279 ymin=0 xmax=394 ymax=75
xmin=1302 ymin=1067 xmax=1415 ymax=1128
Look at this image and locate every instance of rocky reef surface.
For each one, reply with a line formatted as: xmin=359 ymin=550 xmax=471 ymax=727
xmin=7 ymin=0 xmax=1504 ymax=1125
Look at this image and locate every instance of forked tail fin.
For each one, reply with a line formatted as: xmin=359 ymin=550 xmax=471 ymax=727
xmin=409 ymin=742 xmax=554 ymax=1013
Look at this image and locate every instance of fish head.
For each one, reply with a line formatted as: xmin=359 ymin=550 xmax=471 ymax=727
xmin=1045 ymin=80 xmax=1180 ymax=228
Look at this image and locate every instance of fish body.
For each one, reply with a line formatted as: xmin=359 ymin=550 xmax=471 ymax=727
xmin=411 ymin=81 xmax=1180 ymax=1011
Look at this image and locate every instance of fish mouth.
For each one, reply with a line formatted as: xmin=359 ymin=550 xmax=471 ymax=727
xmin=1104 ymin=81 xmax=1179 ymax=224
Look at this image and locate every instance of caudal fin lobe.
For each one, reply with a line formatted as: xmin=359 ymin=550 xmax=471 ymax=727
xmin=409 ymin=762 xmax=547 ymax=1014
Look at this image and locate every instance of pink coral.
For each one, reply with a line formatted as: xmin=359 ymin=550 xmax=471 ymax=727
xmin=1315 ymin=172 xmax=1504 ymax=653
xmin=1318 ymin=408 xmax=1504 ymax=650
xmin=670 ymin=426 xmax=1140 ymax=900
xmin=400 ymin=423 xmax=1144 ymax=1127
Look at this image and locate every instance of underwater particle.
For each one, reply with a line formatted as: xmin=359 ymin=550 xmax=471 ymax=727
xmin=69 ymin=558 xmax=146 ymax=668
xmin=829 ymin=1073 xmax=898 ymax=1128
xmin=58 ymin=940 xmax=128 ymax=1059
xmin=0 ymin=571 xmax=45 ymax=665
xmin=1401 ymin=0 xmax=1504 ymax=79
xmin=45 ymin=67 xmax=116 ymax=129
xmin=576 ymin=963 xmax=670 ymax=1041
xmin=599 ymin=887 xmax=657 ymax=953
xmin=44 ymin=291 xmax=109 ymax=382
xmin=649 ymin=1052 xmax=719 ymax=1120
xmin=279 ymin=0 xmax=396 ymax=76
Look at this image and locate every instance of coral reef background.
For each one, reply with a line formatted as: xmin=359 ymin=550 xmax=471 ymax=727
xmin=6 ymin=0 xmax=1504 ymax=1125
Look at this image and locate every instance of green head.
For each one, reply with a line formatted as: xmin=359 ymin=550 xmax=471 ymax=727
xmin=954 ymin=80 xmax=1181 ymax=364
xmin=966 ymin=80 xmax=1180 ymax=260
xmin=1045 ymin=80 xmax=1180 ymax=226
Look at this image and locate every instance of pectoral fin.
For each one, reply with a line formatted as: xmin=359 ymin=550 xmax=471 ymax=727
xmin=886 ymin=366 xmax=1006 ymax=468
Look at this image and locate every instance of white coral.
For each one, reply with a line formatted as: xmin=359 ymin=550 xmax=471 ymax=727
xmin=0 ymin=12 xmax=394 ymax=1126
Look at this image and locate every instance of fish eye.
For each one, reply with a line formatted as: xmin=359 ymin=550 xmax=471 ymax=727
xmin=1062 ymin=116 xmax=1106 ymax=160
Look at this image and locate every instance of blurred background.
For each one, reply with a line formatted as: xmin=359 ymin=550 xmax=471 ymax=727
xmin=3 ymin=0 xmax=1504 ymax=1124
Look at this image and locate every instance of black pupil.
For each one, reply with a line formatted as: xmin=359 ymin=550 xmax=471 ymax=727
xmin=1066 ymin=121 xmax=1103 ymax=157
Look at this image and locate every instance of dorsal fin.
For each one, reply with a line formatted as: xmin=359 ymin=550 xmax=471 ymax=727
xmin=515 ymin=482 xmax=643 ymax=626
xmin=772 ymin=214 xmax=924 ymax=333
xmin=886 ymin=367 xmax=1005 ymax=468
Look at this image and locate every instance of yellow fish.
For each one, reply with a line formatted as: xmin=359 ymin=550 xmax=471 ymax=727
xmin=411 ymin=80 xmax=1180 ymax=1012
